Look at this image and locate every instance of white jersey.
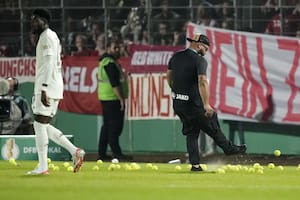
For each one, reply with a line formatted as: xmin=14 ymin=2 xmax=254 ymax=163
xmin=35 ymin=28 xmax=63 ymax=99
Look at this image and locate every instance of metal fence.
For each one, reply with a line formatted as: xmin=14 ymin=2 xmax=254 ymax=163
xmin=0 ymin=0 xmax=299 ymax=57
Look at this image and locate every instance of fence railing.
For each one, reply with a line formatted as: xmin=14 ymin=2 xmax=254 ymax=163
xmin=0 ymin=0 xmax=299 ymax=57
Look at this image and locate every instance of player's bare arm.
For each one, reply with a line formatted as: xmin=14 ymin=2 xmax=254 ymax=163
xmin=198 ymin=74 xmax=214 ymax=117
xmin=166 ymin=69 xmax=173 ymax=89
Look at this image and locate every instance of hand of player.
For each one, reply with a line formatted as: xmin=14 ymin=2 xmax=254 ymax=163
xmin=204 ymin=104 xmax=214 ymax=117
xmin=41 ymin=90 xmax=50 ymax=107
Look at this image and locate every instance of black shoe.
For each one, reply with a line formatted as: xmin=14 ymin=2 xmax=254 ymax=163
xmin=113 ymin=154 xmax=133 ymax=162
xmin=191 ymin=165 xmax=203 ymax=172
xmin=98 ymin=155 xmax=112 ymax=161
xmin=224 ymin=144 xmax=247 ymax=155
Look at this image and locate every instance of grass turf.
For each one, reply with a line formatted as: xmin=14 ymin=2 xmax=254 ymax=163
xmin=1 ymin=160 xmax=300 ymax=200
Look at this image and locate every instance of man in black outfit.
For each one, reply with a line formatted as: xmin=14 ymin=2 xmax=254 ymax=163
xmin=167 ymin=33 xmax=246 ymax=171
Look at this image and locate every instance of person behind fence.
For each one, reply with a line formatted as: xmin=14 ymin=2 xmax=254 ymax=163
xmin=166 ymin=33 xmax=247 ymax=172
xmin=28 ymin=8 xmax=85 ymax=175
xmin=97 ymin=39 xmax=132 ymax=162
xmin=0 ymin=77 xmax=33 ymax=135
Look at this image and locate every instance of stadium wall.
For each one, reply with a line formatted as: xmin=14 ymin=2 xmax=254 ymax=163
xmin=19 ymin=83 xmax=300 ymax=155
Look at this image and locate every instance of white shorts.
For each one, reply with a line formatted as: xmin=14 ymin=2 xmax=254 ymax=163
xmin=32 ymin=94 xmax=60 ymax=117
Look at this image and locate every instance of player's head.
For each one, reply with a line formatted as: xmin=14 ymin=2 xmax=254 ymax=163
xmin=186 ymin=33 xmax=210 ymax=56
xmin=31 ymin=9 xmax=51 ymax=34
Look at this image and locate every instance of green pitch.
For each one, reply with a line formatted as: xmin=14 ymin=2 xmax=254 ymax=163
xmin=1 ymin=160 xmax=300 ymax=200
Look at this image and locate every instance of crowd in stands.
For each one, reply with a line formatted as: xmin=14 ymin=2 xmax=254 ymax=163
xmin=0 ymin=0 xmax=300 ymax=57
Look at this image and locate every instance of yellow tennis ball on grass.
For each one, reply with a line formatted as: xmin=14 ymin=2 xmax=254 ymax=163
xmin=67 ymin=166 xmax=74 ymax=172
xmin=268 ymin=163 xmax=275 ymax=169
xmin=274 ymin=149 xmax=281 ymax=157
xmin=92 ymin=165 xmax=99 ymax=171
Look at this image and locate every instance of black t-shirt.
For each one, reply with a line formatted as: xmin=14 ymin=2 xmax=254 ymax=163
xmin=100 ymin=53 xmax=121 ymax=87
xmin=168 ymin=48 xmax=208 ymax=108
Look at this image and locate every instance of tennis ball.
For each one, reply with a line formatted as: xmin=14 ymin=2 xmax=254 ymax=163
xmin=47 ymin=158 xmax=51 ymax=164
xmin=146 ymin=163 xmax=153 ymax=168
xmin=124 ymin=164 xmax=132 ymax=171
xmin=8 ymin=158 xmax=17 ymax=166
xmin=49 ymin=163 xmax=55 ymax=169
xmin=96 ymin=159 xmax=103 ymax=165
xmin=63 ymin=162 xmax=70 ymax=168
xmin=257 ymin=169 xmax=264 ymax=174
xmin=130 ymin=163 xmax=140 ymax=170
xmin=277 ymin=165 xmax=284 ymax=171
xmin=152 ymin=165 xmax=158 ymax=170
xmin=92 ymin=165 xmax=99 ymax=171
xmin=8 ymin=158 xmax=15 ymax=164
xmin=253 ymin=163 xmax=261 ymax=169
xmin=274 ymin=149 xmax=281 ymax=157
xmin=175 ymin=165 xmax=182 ymax=171
xmin=53 ymin=166 xmax=60 ymax=171
xmin=200 ymin=164 xmax=208 ymax=171
xmin=268 ymin=163 xmax=275 ymax=169
xmin=186 ymin=164 xmax=192 ymax=169
xmin=67 ymin=166 xmax=74 ymax=172
xmin=248 ymin=167 xmax=255 ymax=173
xmin=108 ymin=164 xmax=116 ymax=171
xmin=216 ymin=168 xmax=225 ymax=174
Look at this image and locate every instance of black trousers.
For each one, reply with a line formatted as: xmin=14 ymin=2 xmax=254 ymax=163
xmin=174 ymin=104 xmax=231 ymax=165
xmin=98 ymin=100 xmax=125 ymax=158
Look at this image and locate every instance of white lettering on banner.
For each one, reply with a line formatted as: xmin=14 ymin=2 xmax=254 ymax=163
xmin=188 ymin=22 xmax=300 ymax=124
xmin=131 ymin=51 xmax=173 ymax=66
xmin=23 ymin=146 xmax=37 ymax=154
xmin=128 ymin=73 xmax=175 ymax=119
xmin=23 ymin=146 xmax=62 ymax=154
xmin=63 ymin=66 xmax=98 ymax=93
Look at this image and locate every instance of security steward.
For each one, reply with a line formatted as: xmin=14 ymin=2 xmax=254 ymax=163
xmin=167 ymin=33 xmax=247 ymax=171
xmin=97 ymin=40 xmax=132 ymax=161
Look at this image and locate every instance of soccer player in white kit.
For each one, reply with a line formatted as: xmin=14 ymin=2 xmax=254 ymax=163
xmin=27 ymin=9 xmax=85 ymax=175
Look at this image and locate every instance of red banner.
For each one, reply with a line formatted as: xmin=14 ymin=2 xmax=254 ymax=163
xmin=58 ymin=45 xmax=181 ymax=114
xmin=59 ymin=56 xmax=101 ymax=114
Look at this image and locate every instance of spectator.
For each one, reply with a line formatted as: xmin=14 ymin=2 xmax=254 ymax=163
xmin=152 ymin=0 xmax=180 ymax=32
xmin=216 ymin=0 xmax=235 ymax=29
xmin=285 ymin=2 xmax=300 ymax=36
xmin=72 ymin=34 xmax=98 ymax=56
xmin=260 ymin=0 xmax=281 ymax=35
xmin=87 ymin=22 xmax=103 ymax=48
xmin=172 ymin=20 xmax=189 ymax=46
xmin=139 ymin=29 xmax=150 ymax=45
xmin=120 ymin=7 xmax=143 ymax=43
xmin=153 ymin=22 xmax=173 ymax=46
xmin=0 ymin=45 xmax=9 ymax=57
xmin=95 ymin=33 xmax=106 ymax=57
xmin=264 ymin=11 xmax=281 ymax=35
xmin=195 ymin=1 xmax=218 ymax=27
xmin=24 ymin=33 xmax=38 ymax=56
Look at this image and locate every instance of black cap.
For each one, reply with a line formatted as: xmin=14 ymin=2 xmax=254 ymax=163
xmin=186 ymin=34 xmax=210 ymax=46
xmin=32 ymin=9 xmax=51 ymax=23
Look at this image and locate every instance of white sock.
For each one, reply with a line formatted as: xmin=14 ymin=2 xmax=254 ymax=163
xmin=47 ymin=125 xmax=77 ymax=155
xmin=33 ymin=121 xmax=49 ymax=171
